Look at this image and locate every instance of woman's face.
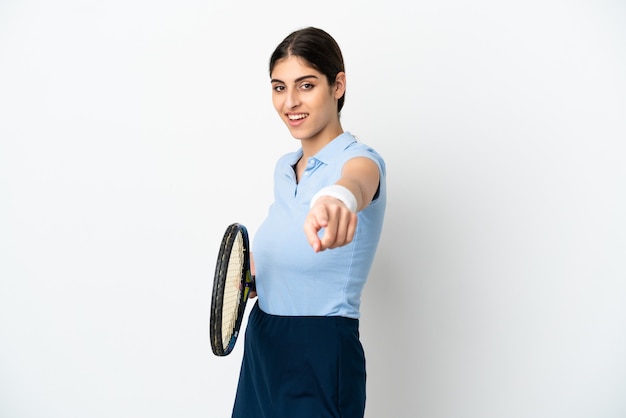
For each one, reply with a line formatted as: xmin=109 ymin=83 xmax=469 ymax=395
xmin=270 ymin=55 xmax=345 ymax=143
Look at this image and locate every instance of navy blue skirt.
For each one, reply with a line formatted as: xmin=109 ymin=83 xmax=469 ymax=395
xmin=232 ymin=302 xmax=366 ymax=418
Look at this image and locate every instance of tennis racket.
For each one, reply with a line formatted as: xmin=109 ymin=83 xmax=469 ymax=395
xmin=209 ymin=223 xmax=256 ymax=356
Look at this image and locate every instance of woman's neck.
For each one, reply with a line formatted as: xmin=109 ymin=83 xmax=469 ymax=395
xmin=299 ymin=125 xmax=343 ymax=161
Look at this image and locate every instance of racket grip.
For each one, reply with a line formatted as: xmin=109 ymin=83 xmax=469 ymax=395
xmin=246 ymin=275 xmax=256 ymax=292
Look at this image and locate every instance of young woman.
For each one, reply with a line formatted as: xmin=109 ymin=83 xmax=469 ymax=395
xmin=231 ymin=27 xmax=387 ymax=418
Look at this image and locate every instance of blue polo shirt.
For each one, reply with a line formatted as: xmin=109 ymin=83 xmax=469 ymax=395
xmin=252 ymin=132 xmax=386 ymax=318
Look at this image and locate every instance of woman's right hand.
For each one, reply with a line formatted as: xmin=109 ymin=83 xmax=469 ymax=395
xmin=248 ymin=252 xmax=257 ymax=299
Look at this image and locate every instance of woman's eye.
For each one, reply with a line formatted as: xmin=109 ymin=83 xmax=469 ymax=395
xmin=273 ymin=85 xmax=285 ymax=92
xmin=301 ymin=83 xmax=314 ymax=90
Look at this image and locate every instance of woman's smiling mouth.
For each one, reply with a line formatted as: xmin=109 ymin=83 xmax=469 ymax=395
xmin=287 ymin=113 xmax=309 ymax=121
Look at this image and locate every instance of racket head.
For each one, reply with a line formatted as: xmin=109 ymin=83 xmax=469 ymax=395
xmin=209 ymin=223 xmax=254 ymax=356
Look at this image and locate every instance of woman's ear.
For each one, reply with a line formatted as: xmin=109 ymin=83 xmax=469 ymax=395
xmin=334 ymin=72 xmax=346 ymax=99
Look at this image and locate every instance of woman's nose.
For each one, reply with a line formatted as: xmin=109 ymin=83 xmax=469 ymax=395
xmin=285 ymin=89 xmax=299 ymax=109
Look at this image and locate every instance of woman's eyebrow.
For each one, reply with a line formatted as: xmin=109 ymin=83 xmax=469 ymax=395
xmin=270 ymin=75 xmax=319 ymax=84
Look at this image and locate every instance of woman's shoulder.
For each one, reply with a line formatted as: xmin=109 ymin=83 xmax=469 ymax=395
xmin=341 ymin=133 xmax=386 ymax=174
xmin=275 ymin=148 xmax=303 ymax=166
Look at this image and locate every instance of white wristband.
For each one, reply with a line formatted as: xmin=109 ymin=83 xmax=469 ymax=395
xmin=310 ymin=185 xmax=358 ymax=213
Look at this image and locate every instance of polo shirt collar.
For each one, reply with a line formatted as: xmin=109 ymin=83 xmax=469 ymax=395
xmin=313 ymin=131 xmax=356 ymax=164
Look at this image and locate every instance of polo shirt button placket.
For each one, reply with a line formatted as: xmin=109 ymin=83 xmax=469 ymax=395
xmin=303 ymin=158 xmax=316 ymax=177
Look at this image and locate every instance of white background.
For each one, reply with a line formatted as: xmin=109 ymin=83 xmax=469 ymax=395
xmin=1 ymin=1 xmax=625 ymax=417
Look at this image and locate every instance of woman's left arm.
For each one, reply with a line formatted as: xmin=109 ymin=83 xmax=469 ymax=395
xmin=303 ymin=157 xmax=380 ymax=252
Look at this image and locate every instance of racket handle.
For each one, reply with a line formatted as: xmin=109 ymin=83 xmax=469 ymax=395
xmin=246 ymin=276 xmax=256 ymax=292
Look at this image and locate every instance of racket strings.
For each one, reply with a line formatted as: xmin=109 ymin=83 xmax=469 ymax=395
xmin=221 ymin=231 xmax=245 ymax=348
